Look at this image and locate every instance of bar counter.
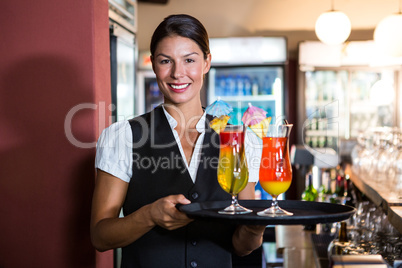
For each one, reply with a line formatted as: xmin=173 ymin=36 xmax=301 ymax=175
xmin=345 ymin=164 xmax=402 ymax=234
xmin=270 ymin=164 xmax=402 ymax=268
xmin=274 ymin=225 xmax=317 ymax=268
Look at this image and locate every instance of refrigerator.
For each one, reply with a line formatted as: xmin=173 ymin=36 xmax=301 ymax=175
xmin=206 ymin=37 xmax=288 ymax=200
xmin=109 ymin=0 xmax=138 ymax=122
xmin=297 ymin=40 xmax=401 ymax=159
xmin=206 ymin=37 xmax=288 ymax=125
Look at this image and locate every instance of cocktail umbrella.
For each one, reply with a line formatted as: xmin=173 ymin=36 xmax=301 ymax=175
xmin=205 ymin=97 xmax=233 ymax=117
xmin=241 ymin=103 xmax=268 ymax=126
xmin=249 ymin=117 xmax=272 ymax=139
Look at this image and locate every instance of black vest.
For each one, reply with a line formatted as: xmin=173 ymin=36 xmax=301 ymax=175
xmin=121 ymin=106 xmax=235 ymax=268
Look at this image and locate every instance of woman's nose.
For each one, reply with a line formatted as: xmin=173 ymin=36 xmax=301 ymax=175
xmin=171 ymin=63 xmax=184 ymax=79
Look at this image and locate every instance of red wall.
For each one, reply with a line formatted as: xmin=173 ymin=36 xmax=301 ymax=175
xmin=0 ymin=0 xmax=112 ymax=267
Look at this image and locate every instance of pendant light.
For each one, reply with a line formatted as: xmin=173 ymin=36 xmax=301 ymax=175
xmin=315 ymin=0 xmax=351 ymax=45
xmin=374 ymin=0 xmax=402 ymax=57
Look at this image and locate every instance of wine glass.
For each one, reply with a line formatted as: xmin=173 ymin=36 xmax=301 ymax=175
xmin=257 ymin=124 xmax=293 ymax=217
xmin=217 ymin=124 xmax=252 ymax=214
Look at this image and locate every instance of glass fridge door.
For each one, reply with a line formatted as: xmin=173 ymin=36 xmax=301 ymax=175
xmin=110 ymin=22 xmax=136 ymax=121
xmin=348 ymin=69 xmax=396 ymax=138
xmin=207 ymin=66 xmax=284 ymax=125
xmin=304 ymin=70 xmax=348 ymax=150
xmin=303 ymin=68 xmax=397 ymax=150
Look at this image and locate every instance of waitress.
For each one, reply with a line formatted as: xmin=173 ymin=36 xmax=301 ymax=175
xmin=90 ymin=14 xmax=265 ymax=267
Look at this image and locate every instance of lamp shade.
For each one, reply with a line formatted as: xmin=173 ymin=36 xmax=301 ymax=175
xmin=374 ymin=13 xmax=402 ymax=57
xmin=315 ymin=10 xmax=351 ymax=45
xmin=369 ymin=79 xmax=394 ymax=106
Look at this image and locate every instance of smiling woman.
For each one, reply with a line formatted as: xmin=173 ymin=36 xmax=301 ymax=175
xmin=91 ymin=14 xmax=266 ymax=267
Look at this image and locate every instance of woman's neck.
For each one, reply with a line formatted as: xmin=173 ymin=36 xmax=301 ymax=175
xmin=163 ymin=100 xmax=204 ymax=130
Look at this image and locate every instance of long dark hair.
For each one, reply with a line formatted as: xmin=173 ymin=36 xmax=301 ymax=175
xmin=150 ymin=14 xmax=210 ymax=60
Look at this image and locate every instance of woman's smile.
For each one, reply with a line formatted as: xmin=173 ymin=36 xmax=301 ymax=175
xmin=168 ymin=83 xmax=191 ymax=93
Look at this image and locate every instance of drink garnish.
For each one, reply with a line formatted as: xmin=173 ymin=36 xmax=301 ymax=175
xmin=209 ymin=115 xmax=230 ymax=134
xmin=249 ymin=117 xmax=272 ymax=139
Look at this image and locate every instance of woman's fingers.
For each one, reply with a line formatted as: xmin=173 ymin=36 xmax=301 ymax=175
xmin=150 ymin=194 xmax=193 ymax=230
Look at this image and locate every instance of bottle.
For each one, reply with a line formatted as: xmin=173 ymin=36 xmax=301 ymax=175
xmin=251 ymin=77 xmax=259 ymax=96
xmin=243 ymin=75 xmax=252 ymax=96
xmin=327 ymin=136 xmax=334 ymax=149
xmin=301 ymin=172 xmax=318 ymax=201
xmin=261 ymin=75 xmax=272 ymax=95
xmin=310 ymin=117 xmax=317 ymax=131
xmin=311 ymin=136 xmax=318 ymax=148
xmin=215 ymin=75 xmax=225 ymax=97
xmin=235 ymin=75 xmax=244 ymax=96
xmin=328 ymin=221 xmax=350 ymax=257
xmin=318 ymin=136 xmax=326 ymax=148
xmin=318 ymin=115 xmax=326 ymax=131
xmin=315 ymin=114 xmax=320 ymax=130
xmin=343 ymin=174 xmax=354 ymax=206
xmin=226 ymin=75 xmax=236 ymax=96
xmin=318 ymin=170 xmax=329 ymax=202
xmin=335 ymin=174 xmax=345 ymax=198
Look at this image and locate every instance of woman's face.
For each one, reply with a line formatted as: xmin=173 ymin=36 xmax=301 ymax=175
xmin=151 ymin=35 xmax=211 ymax=106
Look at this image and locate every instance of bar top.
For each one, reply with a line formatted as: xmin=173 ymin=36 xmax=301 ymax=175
xmin=345 ymin=164 xmax=402 ymax=234
xmin=275 ymin=225 xmax=317 ymax=268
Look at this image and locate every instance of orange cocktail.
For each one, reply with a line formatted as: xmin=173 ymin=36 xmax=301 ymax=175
xmin=257 ymin=124 xmax=293 ymax=217
xmin=259 ymin=137 xmax=292 ymax=196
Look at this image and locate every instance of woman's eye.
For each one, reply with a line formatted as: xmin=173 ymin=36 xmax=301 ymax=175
xmin=185 ymin=58 xmax=195 ymax=63
xmin=160 ymin=59 xmax=170 ymax=64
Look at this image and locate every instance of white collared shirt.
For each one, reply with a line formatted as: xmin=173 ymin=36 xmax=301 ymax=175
xmin=95 ymin=107 xmax=261 ymax=183
xmin=161 ymin=107 xmax=206 ymax=182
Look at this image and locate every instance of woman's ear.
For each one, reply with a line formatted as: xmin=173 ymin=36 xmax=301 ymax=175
xmin=203 ymin=53 xmax=212 ymax=75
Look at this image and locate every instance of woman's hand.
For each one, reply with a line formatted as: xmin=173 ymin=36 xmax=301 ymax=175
xmin=233 ymin=224 xmax=266 ymax=256
xmin=148 ymin=194 xmax=194 ymax=230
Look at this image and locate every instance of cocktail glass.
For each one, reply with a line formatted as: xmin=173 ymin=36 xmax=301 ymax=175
xmin=257 ymin=124 xmax=293 ymax=217
xmin=217 ymin=124 xmax=252 ymax=214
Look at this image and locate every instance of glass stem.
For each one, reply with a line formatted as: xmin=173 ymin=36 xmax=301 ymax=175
xmin=271 ymin=196 xmax=278 ymax=208
xmin=232 ymin=195 xmax=237 ymax=206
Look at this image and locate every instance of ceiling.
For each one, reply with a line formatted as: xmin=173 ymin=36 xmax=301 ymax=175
xmin=136 ymin=0 xmax=400 ymax=58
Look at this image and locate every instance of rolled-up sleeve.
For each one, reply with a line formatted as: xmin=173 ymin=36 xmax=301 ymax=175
xmin=95 ymin=121 xmax=132 ymax=183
